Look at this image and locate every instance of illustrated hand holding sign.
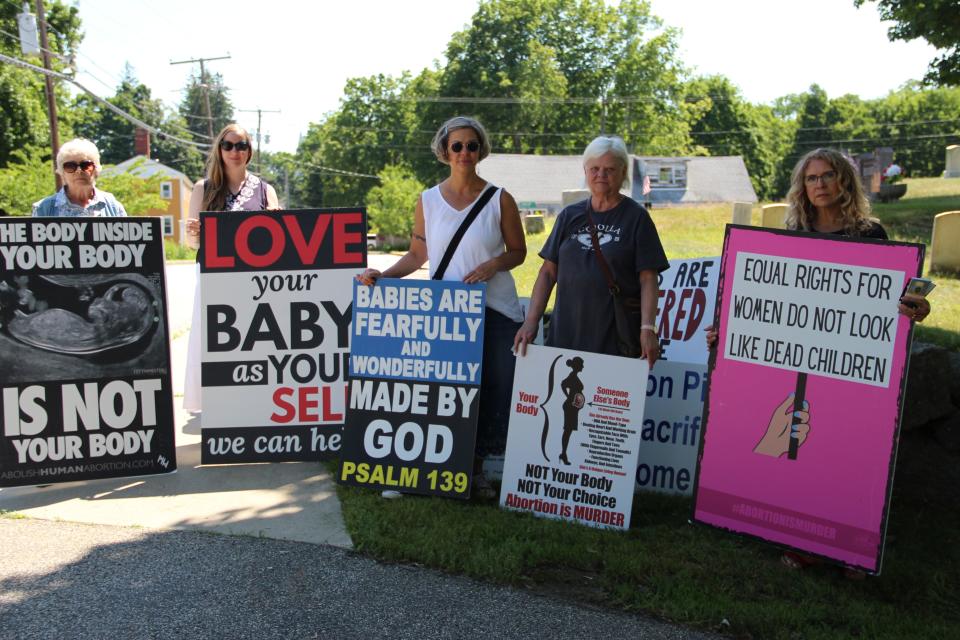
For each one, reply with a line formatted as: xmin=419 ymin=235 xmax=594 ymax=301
xmin=724 ymin=252 xmax=903 ymax=459
xmin=695 ymin=226 xmax=924 ymax=574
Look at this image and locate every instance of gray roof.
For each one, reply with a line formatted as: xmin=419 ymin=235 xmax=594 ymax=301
xmin=101 ymin=155 xmax=194 ymax=187
xmin=477 ymin=154 xmax=587 ymax=204
xmin=477 ymin=153 xmax=756 ymax=207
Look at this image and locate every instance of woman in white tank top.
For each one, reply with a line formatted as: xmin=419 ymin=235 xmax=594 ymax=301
xmin=357 ymin=116 xmax=527 ymax=498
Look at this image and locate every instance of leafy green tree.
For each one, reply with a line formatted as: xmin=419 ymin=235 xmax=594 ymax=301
xmin=96 ymin=169 xmax=166 ymax=215
xmin=297 ymin=73 xmax=418 ymax=207
xmin=0 ymin=147 xmax=53 ymax=215
xmin=683 ymin=75 xmax=786 ymax=199
xmin=868 ymin=83 xmax=960 ymax=176
xmin=72 ymin=66 xmax=206 ymax=180
xmin=437 ymin=0 xmax=690 ymax=155
xmin=855 ymin=0 xmax=960 ymax=86
xmin=365 ymin=164 xmax=424 ymax=240
xmin=0 ymin=1 xmax=81 ymax=168
xmin=179 ymin=69 xmax=234 ymax=141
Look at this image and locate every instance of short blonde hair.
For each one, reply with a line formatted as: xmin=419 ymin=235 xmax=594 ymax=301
xmin=431 ymin=116 xmax=491 ymax=164
xmin=582 ymin=136 xmax=630 ymax=189
xmin=785 ymin=148 xmax=874 ymax=235
xmin=57 ymin=138 xmax=102 ymax=177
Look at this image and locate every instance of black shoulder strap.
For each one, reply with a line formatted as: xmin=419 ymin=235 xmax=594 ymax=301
xmin=432 ymin=185 xmax=498 ymax=280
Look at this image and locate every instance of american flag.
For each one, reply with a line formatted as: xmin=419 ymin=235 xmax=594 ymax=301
xmin=641 ymin=175 xmax=651 ymax=196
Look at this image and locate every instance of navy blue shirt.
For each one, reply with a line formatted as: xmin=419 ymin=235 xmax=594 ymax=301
xmin=540 ymin=197 xmax=669 ymax=355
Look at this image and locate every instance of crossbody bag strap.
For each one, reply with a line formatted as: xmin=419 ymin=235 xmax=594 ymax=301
xmin=584 ymin=204 xmax=621 ymax=294
xmin=432 ymin=185 xmax=498 ymax=280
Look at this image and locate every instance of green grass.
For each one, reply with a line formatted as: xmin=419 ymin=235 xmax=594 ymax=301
xmin=340 ymin=428 xmax=959 ymax=639
xmin=164 ymin=240 xmax=197 ymax=262
xmin=340 ymin=179 xmax=960 ymax=638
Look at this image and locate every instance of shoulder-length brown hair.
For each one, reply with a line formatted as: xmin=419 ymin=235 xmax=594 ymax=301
xmin=202 ymin=124 xmax=253 ymax=211
xmin=785 ymin=148 xmax=874 ymax=235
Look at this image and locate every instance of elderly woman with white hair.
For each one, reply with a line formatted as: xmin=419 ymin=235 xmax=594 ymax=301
xmin=32 ymin=138 xmax=127 ymax=217
xmin=514 ymin=135 xmax=668 ymax=365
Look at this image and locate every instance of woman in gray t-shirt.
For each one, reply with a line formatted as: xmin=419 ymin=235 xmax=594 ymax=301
xmin=514 ymin=136 xmax=668 ymax=364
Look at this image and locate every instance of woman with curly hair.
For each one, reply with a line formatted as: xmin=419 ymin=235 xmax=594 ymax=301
xmin=785 ymin=148 xmax=886 ymax=238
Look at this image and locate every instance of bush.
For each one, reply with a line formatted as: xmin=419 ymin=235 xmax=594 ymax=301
xmin=365 ymin=164 xmax=424 ymax=238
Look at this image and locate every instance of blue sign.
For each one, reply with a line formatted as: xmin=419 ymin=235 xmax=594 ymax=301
xmin=350 ymin=279 xmax=486 ymax=385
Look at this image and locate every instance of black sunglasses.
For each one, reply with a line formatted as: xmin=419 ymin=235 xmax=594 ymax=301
xmin=450 ymin=140 xmax=480 ymax=153
xmin=62 ymin=160 xmax=96 ymax=173
xmin=220 ymin=140 xmax=251 ymax=152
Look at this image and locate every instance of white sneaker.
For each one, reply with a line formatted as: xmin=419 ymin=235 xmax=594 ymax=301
xmin=381 ymin=490 xmax=403 ymax=499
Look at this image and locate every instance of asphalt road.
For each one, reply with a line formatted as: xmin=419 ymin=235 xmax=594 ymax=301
xmin=0 ymin=519 xmax=718 ymax=640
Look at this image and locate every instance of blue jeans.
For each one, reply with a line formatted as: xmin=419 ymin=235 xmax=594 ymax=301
xmin=476 ymin=308 xmax=521 ymax=458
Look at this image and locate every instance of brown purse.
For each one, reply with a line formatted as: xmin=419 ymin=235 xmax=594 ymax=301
xmin=584 ymin=205 xmax=644 ymax=358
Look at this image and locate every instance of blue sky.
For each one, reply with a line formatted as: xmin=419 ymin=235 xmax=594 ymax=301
xmin=69 ymin=0 xmax=938 ymax=153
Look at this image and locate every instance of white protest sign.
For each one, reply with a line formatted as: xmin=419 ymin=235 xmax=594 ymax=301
xmin=500 ymin=345 xmax=648 ymax=530
xmin=724 ymin=252 xmax=903 ymax=388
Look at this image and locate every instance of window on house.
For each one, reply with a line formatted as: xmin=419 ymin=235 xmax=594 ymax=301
xmin=162 ymin=216 xmax=174 ymax=236
xmin=160 ymin=181 xmax=173 ymax=199
xmin=659 ymin=167 xmax=673 ymax=184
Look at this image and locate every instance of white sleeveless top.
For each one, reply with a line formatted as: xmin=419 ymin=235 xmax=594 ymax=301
xmin=422 ymin=184 xmax=524 ymax=322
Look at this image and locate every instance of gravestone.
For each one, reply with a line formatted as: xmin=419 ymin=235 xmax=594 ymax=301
xmin=931 ymin=211 xmax=960 ymax=273
xmin=944 ymin=145 xmax=960 ymax=178
xmin=761 ymin=204 xmax=788 ymax=229
xmin=561 ymin=189 xmax=590 ymax=207
xmin=732 ymin=202 xmax=752 ymax=225
xmin=523 ymin=214 xmax=545 ymax=234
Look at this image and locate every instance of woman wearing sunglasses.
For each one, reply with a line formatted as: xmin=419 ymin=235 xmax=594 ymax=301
xmin=183 ymin=123 xmax=279 ymax=413
xmin=357 ymin=116 xmax=527 ymax=498
xmin=32 ymin=138 xmax=127 ymax=217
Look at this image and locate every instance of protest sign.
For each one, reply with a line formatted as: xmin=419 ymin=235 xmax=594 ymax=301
xmin=500 ymin=345 xmax=648 ymax=530
xmin=0 ymin=218 xmax=175 ymax=486
xmin=655 ymin=257 xmax=718 ymax=365
xmin=339 ymin=278 xmax=485 ymax=498
xmin=199 ymin=209 xmax=365 ymax=464
xmin=635 ymin=360 xmax=707 ymax=495
xmin=693 ymin=225 xmax=923 ymax=574
xmin=631 ymin=257 xmax=718 ymax=496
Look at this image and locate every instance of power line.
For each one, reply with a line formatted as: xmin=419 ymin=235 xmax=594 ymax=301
xmin=298 ymin=158 xmax=381 ymax=181
xmin=0 ymin=51 xmax=210 ymax=150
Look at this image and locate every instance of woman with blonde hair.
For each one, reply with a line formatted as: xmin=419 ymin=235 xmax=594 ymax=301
xmin=183 ymin=124 xmax=279 ymax=412
xmin=785 ymin=148 xmax=884 ymax=237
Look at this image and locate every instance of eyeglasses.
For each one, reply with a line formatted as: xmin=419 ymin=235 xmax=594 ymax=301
xmin=220 ymin=140 xmax=251 ymax=152
xmin=804 ymin=170 xmax=838 ymax=186
xmin=63 ymin=160 xmax=96 ymax=173
xmin=450 ymin=140 xmax=480 ymax=154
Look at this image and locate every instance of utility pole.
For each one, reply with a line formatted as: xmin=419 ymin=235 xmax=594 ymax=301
xmin=170 ymin=54 xmax=231 ymax=139
xmin=238 ymin=107 xmax=280 ymax=173
xmin=34 ymin=0 xmax=60 ymax=189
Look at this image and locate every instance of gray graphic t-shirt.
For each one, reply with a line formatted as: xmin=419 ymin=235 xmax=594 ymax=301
xmin=540 ymin=197 xmax=668 ymax=355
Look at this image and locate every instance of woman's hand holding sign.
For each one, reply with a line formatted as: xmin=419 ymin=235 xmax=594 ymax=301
xmin=754 ymin=393 xmax=811 ymax=458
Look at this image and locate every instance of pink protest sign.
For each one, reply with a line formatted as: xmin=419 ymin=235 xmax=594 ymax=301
xmin=693 ymin=225 xmax=923 ymax=574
